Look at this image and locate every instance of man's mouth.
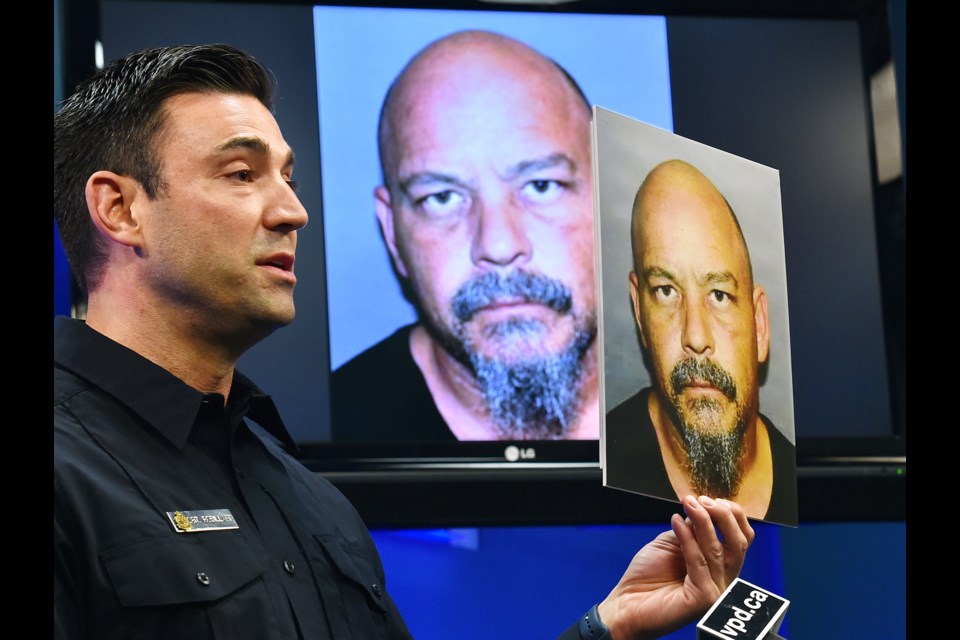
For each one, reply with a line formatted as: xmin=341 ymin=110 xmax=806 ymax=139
xmin=471 ymin=297 xmax=560 ymax=324
xmin=451 ymin=271 xmax=573 ymax=323
xmin=685 ymin=378 xmax=718 ymax=390
xmin=257 ymin=253 xmax=297 ymax=284
xmin=257 ymin=253 xmax=295 ymax=271
xmin=478 ymin=297 xmax=539 ymax=311
xmin=670 ymin=358 xmax=737 ymax=401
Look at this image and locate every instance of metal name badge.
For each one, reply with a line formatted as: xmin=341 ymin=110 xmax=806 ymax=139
xmin=166 ymin=509 xmax=239 ymax=533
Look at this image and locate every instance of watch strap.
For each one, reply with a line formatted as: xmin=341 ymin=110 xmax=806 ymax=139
xmin=578 ymin=603 xmax=612 ymax=640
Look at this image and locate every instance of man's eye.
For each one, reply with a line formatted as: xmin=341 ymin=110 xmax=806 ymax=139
xmin=286 ymin=179 xmax=300 ymax=192
xmin=230 ymin=170 xmax=253 ymax=182
xmin=710 ymin=290 xmax=734 ymax=306
xmin=416 ymin=190 xmax=465 ymax=217
xmin=521 ymin=179 xmax=564 ymax=203
xmin=653 ymin=285 xmax=676 ymax=301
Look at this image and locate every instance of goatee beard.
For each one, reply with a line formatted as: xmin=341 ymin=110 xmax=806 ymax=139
xmin=677 ymin=402 xmax=747 ymax=498
xmin=434 ymin=270 xmax=595 ymax=439
xmin=666 ymin=357 xmax=748 ymax=498
xmin=469 ymin=321 xmax=594 ymax=439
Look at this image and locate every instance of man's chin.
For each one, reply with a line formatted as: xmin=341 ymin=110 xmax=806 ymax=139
xmin=465 ymin=318 xmax=583 ymax=357
xmin=267 ymin=302 xmax=297 ymax=326
xmin=675 ymin=408 xmax=741 ymax=439
xmin=467 ymin=335 xmax=574 ymax=366
xmin=249 ymin=300 xmax=296 ymax=334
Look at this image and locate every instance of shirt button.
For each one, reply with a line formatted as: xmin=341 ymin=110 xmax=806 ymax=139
xmin=283 ymin=560 xmax=296 ymax=575
xmin=196 ymin=572 xmax=211 ymax=586
xmin=371 ymin=583 xmax=382 ymax=598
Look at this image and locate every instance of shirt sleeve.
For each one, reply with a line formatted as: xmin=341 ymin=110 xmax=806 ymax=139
xmin=54 ymin=475 xmax=83 ymax=639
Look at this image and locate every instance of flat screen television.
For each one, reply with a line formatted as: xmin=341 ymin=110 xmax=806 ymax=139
xmin=55 ymin=0 xmax=906 ymax=525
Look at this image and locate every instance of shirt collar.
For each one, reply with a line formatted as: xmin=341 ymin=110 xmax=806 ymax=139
xmin=53 ymin=316 xmax=298 ymax=454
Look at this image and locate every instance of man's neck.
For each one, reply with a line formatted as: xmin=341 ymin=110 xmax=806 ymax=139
xmin=408 ymin=324 xmax=600 ymax=440
xmin=646 ymin=390 xmax=774 ymax=518
xmin=85 ymin=293 xmax=241 ymax=399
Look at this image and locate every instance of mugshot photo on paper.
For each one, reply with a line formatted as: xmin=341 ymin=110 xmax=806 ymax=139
xmin=313 ymin=6 xmax=673 ymax=370
xmin=594 ymin=107 xmax=796 ymax=445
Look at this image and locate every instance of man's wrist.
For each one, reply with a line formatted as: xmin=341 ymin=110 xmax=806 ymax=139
xmin=578 ymin=603 xmax=612 ymax=640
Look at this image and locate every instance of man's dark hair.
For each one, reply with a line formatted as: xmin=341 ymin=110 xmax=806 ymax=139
xmin=53 ymin=43 xmax=276 ymax=293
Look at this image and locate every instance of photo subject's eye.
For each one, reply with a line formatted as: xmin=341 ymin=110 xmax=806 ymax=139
xmin=709 ymin=289 xmax=735 ymax=308
xmin=652 ymin=284 xmax=677 ymax=302
xmin=416 ymin=190 xmax=466 ymax=217
xmin=522 ymin=179 xmax=565 ymax=204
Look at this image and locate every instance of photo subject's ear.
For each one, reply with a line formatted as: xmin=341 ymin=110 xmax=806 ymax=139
xmin=85 ymin=171 xmax=145 ymax=248
xmin=753 ymin=285 xmax=770 ymax=363
xmin=629 ymin=270 xmax=647 ymax=349
xmin=374 ymin=185 xmax=409 ymax=278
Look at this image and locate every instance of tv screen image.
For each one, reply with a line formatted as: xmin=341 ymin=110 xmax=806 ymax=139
xmin=70 ymin=0 xmax=904 ymax=523
xmin=316 ymin=7 xmax=673 ymax=445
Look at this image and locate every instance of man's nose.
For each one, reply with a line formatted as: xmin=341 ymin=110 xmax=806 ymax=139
xmin=264 ymin=178 xmax=309 ymax=231
xmin=682 ymin=296 xmax=714 ymax=356
xmin=469 ymin=196 xmax=532 ymax=268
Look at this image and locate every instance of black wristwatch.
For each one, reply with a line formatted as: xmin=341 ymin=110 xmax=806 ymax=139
xmin=578 ymin=603 xmax=612 ymax=640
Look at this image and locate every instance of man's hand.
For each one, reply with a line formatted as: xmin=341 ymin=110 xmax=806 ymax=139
xmin=597 ymin=495 xmax=755 ymax=640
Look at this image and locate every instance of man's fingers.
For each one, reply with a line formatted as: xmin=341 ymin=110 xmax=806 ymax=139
xmin=705 ymin=498 xmax=754 ymax=581
xmin=677 ymin=495 xmax=724 ymax=595
xmin=670 ymin=512 xmax=710 ymax=588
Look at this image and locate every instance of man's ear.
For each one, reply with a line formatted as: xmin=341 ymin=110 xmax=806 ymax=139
xmin=628 ymin=270 xmax=647 ymax=350
xmin=374 ymin=185 xmax=409 ymax=278
xmin=753 ymin=285 xmax=770 ymax=364
xmin=85 ymin=171 xmax=146 ymax=248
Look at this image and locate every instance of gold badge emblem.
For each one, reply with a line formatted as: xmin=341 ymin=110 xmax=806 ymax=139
xmin=172 ymin=511 xmax=193 ymax=532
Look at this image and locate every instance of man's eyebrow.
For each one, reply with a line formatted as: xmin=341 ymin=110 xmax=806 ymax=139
xmin=643 ymin=266 xmax=678 ymax=284
xmin=216 ymin=136 xmax=296 ymax=169
xmin=503 ymin=153 xmax=576 ymax=180
xmin=397 ymin=172 xmax=471 ymax=195
xmin=700 ymin=271 xmax=739 ymax=288
xmin=643 ymin=267 xmax=740 ymax=289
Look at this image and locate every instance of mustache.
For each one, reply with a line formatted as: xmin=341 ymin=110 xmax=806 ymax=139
xmin=451 ymin=271 xmax=573 ymax=323
xmin=669 ymin=357 xmax=737 ymax=401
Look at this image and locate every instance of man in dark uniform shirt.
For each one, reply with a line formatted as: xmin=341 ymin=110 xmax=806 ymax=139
xmin=606 ymin=159 xmax=797 ymax=526
xmin=54 ymin=43 xmax=755 ymax=639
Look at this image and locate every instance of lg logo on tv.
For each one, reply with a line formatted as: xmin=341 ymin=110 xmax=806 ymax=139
xmin=504 ymin=446 xmax=535 ymax=462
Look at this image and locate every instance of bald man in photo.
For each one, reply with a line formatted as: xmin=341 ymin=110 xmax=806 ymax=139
xmin=332 ymin=31 xmax=600 ymax=442
xmin=605 ymin=159 xmax=797 ymax=525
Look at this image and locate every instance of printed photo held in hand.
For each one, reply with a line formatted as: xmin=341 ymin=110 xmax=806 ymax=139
xmin=593 ymin=107 xmax=797 ymax=526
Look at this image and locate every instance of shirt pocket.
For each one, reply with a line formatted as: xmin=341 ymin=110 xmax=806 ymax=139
xmin=101 ymin=533 xmax=283 ymax=640
xmin=313 ymin=534 xmax=395 ymax=638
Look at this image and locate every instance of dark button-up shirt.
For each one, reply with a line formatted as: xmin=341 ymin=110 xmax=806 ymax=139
xmin=54 ymin=317 xmax=411 ymax=640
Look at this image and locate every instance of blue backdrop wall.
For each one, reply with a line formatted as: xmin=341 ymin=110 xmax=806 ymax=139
xmin=369 ymin=521 xmax=905 ymax=638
